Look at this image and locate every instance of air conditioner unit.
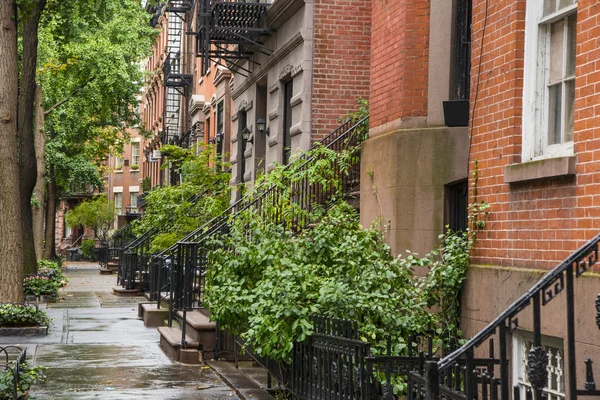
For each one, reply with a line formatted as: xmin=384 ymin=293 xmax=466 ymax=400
xmin=152 ymin=150 xmax=161 ymax=159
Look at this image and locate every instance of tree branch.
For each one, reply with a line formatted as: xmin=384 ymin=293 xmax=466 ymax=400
xmin=43 ymin=78 xmax=96 ymax=117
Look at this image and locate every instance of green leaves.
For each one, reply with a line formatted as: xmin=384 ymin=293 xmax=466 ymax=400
xmin=65 ymin=195 xmax=115 ymax=242
xmin=0 ymin=304 xmax=51 ymax=327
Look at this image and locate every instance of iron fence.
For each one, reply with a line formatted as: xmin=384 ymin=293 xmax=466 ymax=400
xmin=0 ymin=346 xmax=27 ymax=400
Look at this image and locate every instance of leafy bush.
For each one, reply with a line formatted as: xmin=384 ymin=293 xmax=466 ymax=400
xmin=0 ymin=304 xmax=51 ymax=328
xmin=37 ymin=260 xmax=67 ymax=287
xmin=0 ymin=361 xmax=47 ymax=400
xmin=206 ymin=141 xmax=474 ymax=371
xmin=23 ymin=276 xmax=59 ymax=297
xmin=81 ymin=239 xmax=96 ymax=260
xmin=133 ymin=146 xmax=230 ymax=253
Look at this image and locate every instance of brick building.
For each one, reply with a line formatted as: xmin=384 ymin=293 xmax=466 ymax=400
xmin=361 ymin=0 xmax=471 ymax=256
xmin=197 ymin=0 xmax=371 ymax=197
xmin=365 ymin=0 xmax=600 ymax=395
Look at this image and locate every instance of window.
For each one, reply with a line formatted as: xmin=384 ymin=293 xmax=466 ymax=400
xmin=216 ymin=102 xmax=224 ymax=157
xmin=523 ymin=0 xmax=577 ymax=160
xmin=131 ymin=142 xmax=140 ymax=169
xmin=283 ymin=79 xmax=293 ymax=165
xmin=513 ymin=331 xmax=565 ymax=400
xmin=114 ymin=193 xmax=122 ymax=216
xmin=129 ymin=192 xmax=138 ymax=214
xmin=115 ymin=156 xmax=123 ymax=171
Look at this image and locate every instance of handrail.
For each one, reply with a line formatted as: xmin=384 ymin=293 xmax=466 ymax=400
xmin=438 ymin=231 xmax=600 ymax=371
xmin=154 ymin=116 xmax=364 ymax=257
xmin=0 ymin=346 xmax=27 ymax=400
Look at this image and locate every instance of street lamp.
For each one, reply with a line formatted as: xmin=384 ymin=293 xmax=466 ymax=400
xmin=242 ymin=127 xmax=253 ymax=144
xmin=256 ymin=117 xmax=269 ymax=137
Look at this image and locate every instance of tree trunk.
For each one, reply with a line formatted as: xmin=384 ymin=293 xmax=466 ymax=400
xmin=33 ymin=86 xmax=46 ymax=261
xmin=18 ymin=0 xmax=47 ymax=275
xmin=0 ymin=1 xmax=24 ymax=302
xmin=43 ymin=169 xmax=58 ymax=260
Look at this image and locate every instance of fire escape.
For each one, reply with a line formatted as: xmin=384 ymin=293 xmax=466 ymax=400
xmin=196 ymin=0 xmax=273 ymax=76
xmin=162 ymin=1 xmax=194 ymax=145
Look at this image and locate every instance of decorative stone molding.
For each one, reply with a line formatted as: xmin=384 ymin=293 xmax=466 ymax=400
xmin=188 ymin=95 xmax=206 ymax=116
xmin=268 ymin=135 xmax=279 ymax=148
xmin=210 ymin=94 xmax=217 ymax=108
xmin=279 ymin=64 xmax=294 ymax=81
xmin=213 ymin=66 xmax=232 ymax=86
xmin=267 ymin=162 xmax=276 ymax=172
xmin=269 ymin=83 xmax=279 ymax=94
xmin=268 ymin=109 xmax=278 ymax=121
xmin=291 ymin=64 xmax=302 ymax=78
xmin=290 ymin=92 xmax=303 ymax=107
xmin=202 ymin=102 xmax=212 ymax=115
xmin=238 ymin=99 xmax=253 ymax=113
xmin=290 ymin=122 xmax=303 ymax=137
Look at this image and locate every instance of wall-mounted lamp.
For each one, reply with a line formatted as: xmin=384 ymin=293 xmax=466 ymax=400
xmin=242 ymin=127 xmax=253 ymax=144
xmin=215 ymin=132 xmax=224 ymax=144
xmin=257 ymin=117 xmax=269 ymax=137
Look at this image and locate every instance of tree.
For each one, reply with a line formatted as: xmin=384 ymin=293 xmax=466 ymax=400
xmin=66 ymin=196 xmax=116 ymax=243
xmin=38 ymin=0 xmax=156 ymax=258
xmin=0 ymin=0 xmax=24 ymax=302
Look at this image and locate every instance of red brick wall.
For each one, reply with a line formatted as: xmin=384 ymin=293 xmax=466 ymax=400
xmin=469 ymin=0 xmax=600 ymax=270
xmin=369 ymin=0 xmax=429 ymax=129
xmin=312 ymin=0 xmax=371 ymax=139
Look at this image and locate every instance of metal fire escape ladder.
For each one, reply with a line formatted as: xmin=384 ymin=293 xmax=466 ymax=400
xmin=196 ymin=0 xmax=273 ymax=77
xmin=162 ymin=2 xmax=194 ymax=145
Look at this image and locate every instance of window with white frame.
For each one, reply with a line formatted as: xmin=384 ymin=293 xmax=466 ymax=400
xmin=115 ymin=156 xmax=123 ymax=171
xmin=513 ymin=331 xmax=565 ymax=400
xmin=129 ymin=191 xmax=138 ymax=214
xmin=114 ymin=193 xmax=122 ymax=216
xmin=523 ymin=0 xmax=577 ymax=161
xmin=131 ymin=142 xmax=140 ymax=169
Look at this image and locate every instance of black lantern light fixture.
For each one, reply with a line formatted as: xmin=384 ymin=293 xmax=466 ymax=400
xmin=215 ymin=132 xmax=224 ymax=144
xmin=242 ymin=127 xmax=253 ymax=144
xmin=257 ymin=117 xmax=269 ymax=137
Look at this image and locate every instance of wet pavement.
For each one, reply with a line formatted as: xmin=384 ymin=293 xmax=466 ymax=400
xmin=1 ymin=262 xmax=240 ymax=399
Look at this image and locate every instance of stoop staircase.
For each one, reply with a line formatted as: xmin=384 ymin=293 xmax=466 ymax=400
xmin=99 ymin=221 xmax=138 ymax=275
xmin=140 ymin=116 xmax=368 ymax=364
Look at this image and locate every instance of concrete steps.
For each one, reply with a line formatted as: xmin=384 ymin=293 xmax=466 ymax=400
xmin=157 ymin=326 xmax=202 ymax=364
xmin=176 ymin=310 xmax=217 ymax=359
xmin=112 ymin=285 xmax=139 ymax=296
xmin=138 ymin=302 xmax=169 ymax=327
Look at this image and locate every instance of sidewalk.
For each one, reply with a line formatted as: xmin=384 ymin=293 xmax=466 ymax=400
xmin=1 ymin=262 xmax=240 ymax=399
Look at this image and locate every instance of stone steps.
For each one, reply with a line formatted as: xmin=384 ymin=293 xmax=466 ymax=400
xmin=139 ymin=302 xmax=169 ymax=328
xmin=157 ymin=326 xmax=202 ymax=364
xmin=176 ymin=310 xmax=217 ymax=360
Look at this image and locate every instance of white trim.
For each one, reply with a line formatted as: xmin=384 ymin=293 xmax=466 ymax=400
xmin=113 ymin=186 xmax=123 ymax=193
xmin=130 ymin=137 xmax=141 ymax=143
xmin=522 ymin=0 xmax=577 ymax=162
xmin=128 ymin=186 xmax=139 ymax=192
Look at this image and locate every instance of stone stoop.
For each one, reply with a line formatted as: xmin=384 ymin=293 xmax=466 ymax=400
xmin=208 ymin=360 xmax=275 ymax=400
xmin=157 ymin=326 xmax=201 ymax=364
xmin=138 ymin=303 xmax=169 ymax=327
xmin=176 ymin=310 xmax=217 ymax=359
xmin=112 ymin=286 xmax=139 ymax=296
xmin=99 ymin=268 xmax=113 ymax=275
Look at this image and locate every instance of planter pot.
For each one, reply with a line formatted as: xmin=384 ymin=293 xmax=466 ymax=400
xmin=443 ymin=100 xmax=470 ymax=127
xmin=0 ymin=326 xmax=48 ymax=337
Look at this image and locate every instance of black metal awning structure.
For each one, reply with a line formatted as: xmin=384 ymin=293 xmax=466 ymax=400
xmin=196 ymin=0 xmax=274 ymax=76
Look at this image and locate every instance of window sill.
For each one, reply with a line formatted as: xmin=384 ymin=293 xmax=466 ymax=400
xmin=504 ymin=156 xmax=576 ymax=184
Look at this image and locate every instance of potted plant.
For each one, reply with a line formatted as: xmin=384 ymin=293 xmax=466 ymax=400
xmin=130 ymin=163 xmax=139 ymax=171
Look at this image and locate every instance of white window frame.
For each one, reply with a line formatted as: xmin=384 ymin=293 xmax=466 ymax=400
xmin=522 ymin=0 xmax=577 ymax=161
xmin=513 ymin=330 xmax=565 ymax=400
xmin=115 ymin=156 xmax=123 ymax=172
xmin=131 ymin=142 xmax=140 ymax=169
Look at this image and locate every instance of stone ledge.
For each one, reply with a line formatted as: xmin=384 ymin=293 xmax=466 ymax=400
xmin=504 ymin=156 xmax=576 ymax=184
xmin=0 ymin=326 xmax=48 ymax=337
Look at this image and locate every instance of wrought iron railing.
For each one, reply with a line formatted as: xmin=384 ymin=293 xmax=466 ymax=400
xmin=159 ymin=117 xmax=367 ymax=347
xmin=116 ymin=192 xmax=208 ymax=291
xmin=413 ymin=232 xmax=600 ymax=400
xmin=0 ymin=346 xmax=27 ymax=400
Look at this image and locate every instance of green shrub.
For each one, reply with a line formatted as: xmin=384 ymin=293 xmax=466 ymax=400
xmin=0 ymin=360 xmax=47 ymax=399
xmin=0 ymin=304 xmax=51 ymax=328
xmin=23 ymin=276 xmax=59 ymax=297
xmin=37 ymin=260 xmax=68 ymax=287
xmin=81 ymin=239 xmax=96 ymax=260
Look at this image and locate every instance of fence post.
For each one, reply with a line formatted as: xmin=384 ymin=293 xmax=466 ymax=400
xmin=425 ymin=361 xmax=440 ymax=400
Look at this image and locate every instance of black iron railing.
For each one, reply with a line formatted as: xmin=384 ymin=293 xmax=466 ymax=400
xmin=414 ymin=232 xmax=600 ymax=400
xmin=116 ymin=192 xmax=207 ymax=292
xmin=0 ymin=346 xmax=27 ymax=400
xmin=159 ymin=117 xmax=367 ymax=348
